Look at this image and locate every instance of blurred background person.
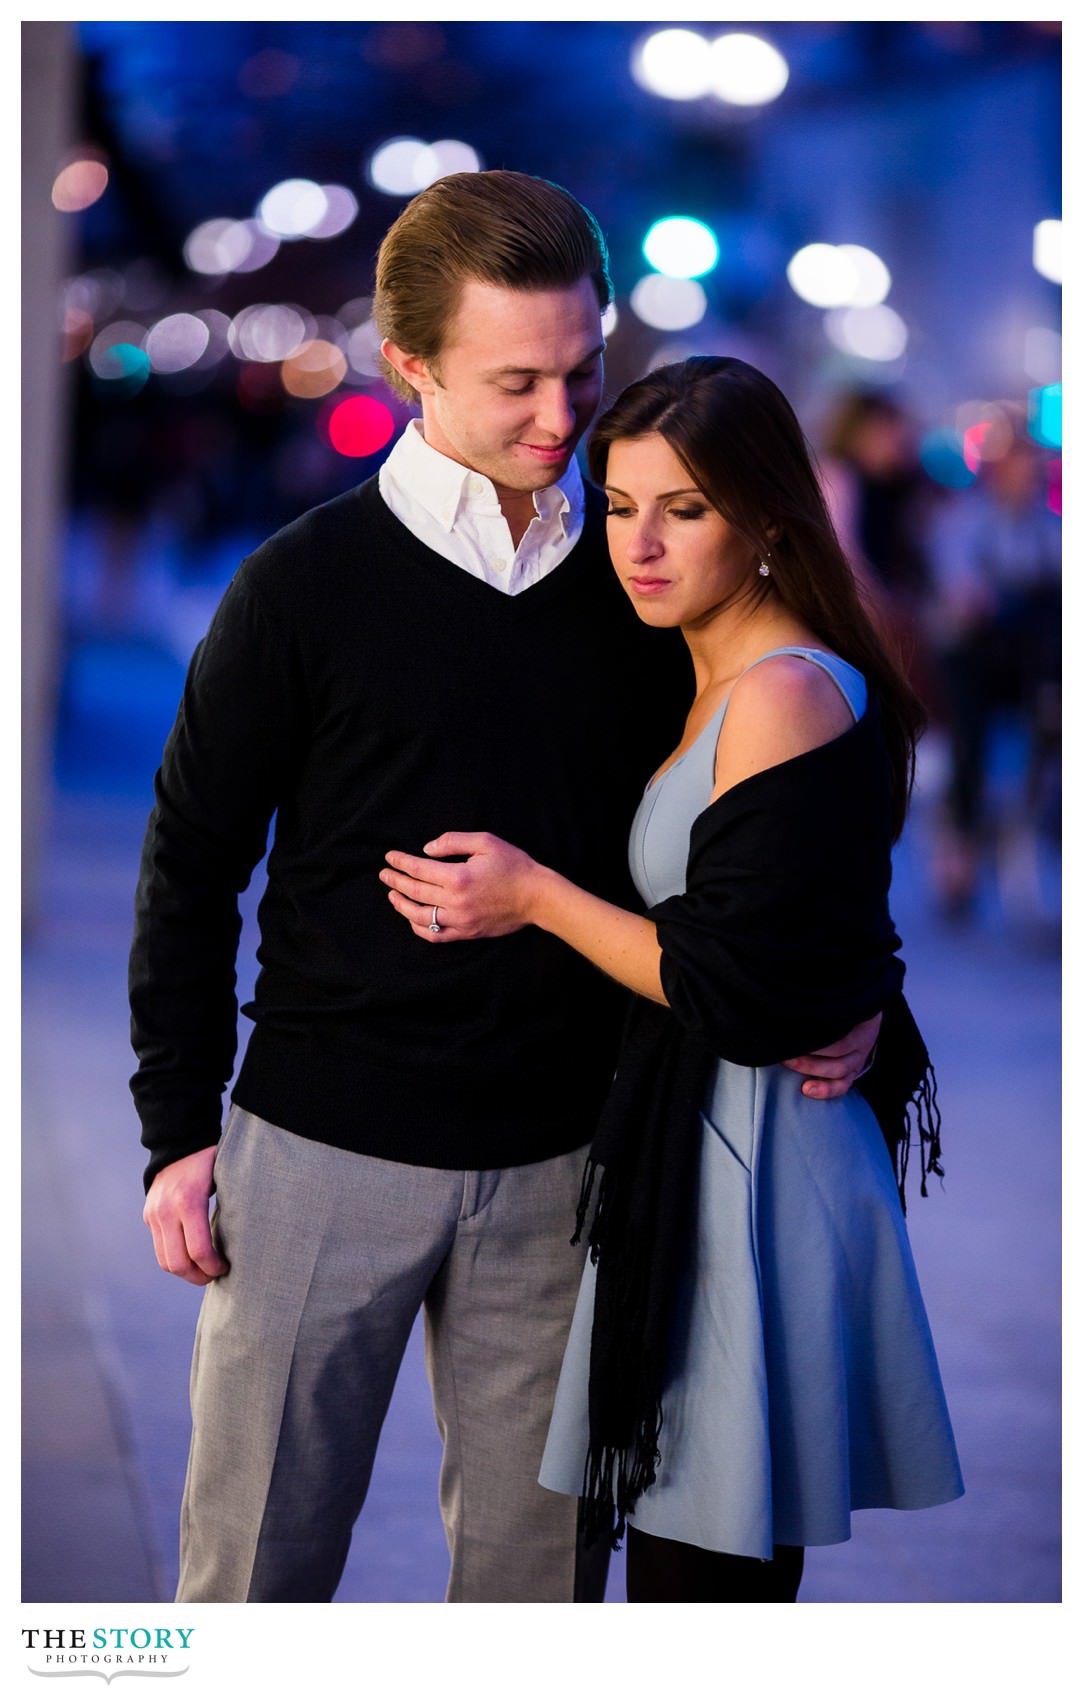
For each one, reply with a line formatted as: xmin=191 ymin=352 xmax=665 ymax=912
xmin=925 ymin=425 xmax=1061 ymax=918
xmin=820 ymin=388 xmax=942 ymax=713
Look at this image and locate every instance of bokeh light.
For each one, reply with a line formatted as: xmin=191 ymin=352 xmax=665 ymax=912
xmin=787 ymin=244 xmax=859 ymax=308
xmin=88 ymin=321 xmax=147 ymax=376
xmin=920 ymin=428 xmax=977 ymax=490
xmin=1027 ymin=383 xmax=1061 ymax=449
xmin=281 ymin=340 xmax=349 ymax=399
xmin=345 ymin=318 xmax=384 ymax=379
xmin=228 ymin=304 xmax=312 ymax=363
xmin=186 ymin=309 xmax=231 ymax=371
xmin=709 ymin=33 xmax=789 ymax=105
xmin=601 ymin=303 xmax=619 ymax=337
xmin=368 ymin=137 xmax=430 ymax=195
xmin=89 ymin=341 xmax=151 ymax=399
xmin=367 ymin=135 xmax=480 ymax=195
xmin=60 ymin=307 xmax=94 ymax=362
xmin=307 ymin=186 xmax=359 ymax=240
xmin=323 ymin=394 xmax=396 ymax=457
xmin=184 ymin=218 xmax=253 ymax=275
xmin=823 ymin=304 xmax=908 ymax=361
xmin=229 ymin=220 xmax=280 ymax=273
xmin=1032 ymin=218 xmax=1062 ymax=284
xmin=257 ymin=179 xmax=329 ymax=239
xmin=631 ymin=29 xmax=714 ymax=101
xmin=415 ymin=139 xmax=481 ymax=183
xmin=630 ymin=274 xmax=708 ymax=331
xmin=643 ymin=216 xmax=719 ymax=279
xmin=955 ymin=402 xmax=1015 ymax=466
xmin=836 ymin=244 xmax=891 ymax=306
xmin=1047 ymin=457 xmax=1061 ymax=516
xmin=145 ymin=313 xmax=211 ymax=374
xmin=52 ymin=156 xmax=109 ymax=213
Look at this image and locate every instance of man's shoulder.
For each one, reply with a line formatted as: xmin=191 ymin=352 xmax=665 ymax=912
xmin=247 ymin=478 xmax=381 ymax=569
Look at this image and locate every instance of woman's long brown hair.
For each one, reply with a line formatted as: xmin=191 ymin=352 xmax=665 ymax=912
xmin=588 ymin=355 xmax=925 ymax=841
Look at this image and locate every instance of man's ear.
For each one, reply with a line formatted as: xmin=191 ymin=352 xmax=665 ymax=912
xmin=381 ymin=338 xmax=436 ymax=397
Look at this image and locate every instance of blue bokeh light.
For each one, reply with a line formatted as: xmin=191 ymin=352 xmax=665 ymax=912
xmin=919 ymin=428 xmax=977 ymax=490
xmin=1028 ymin=383 xmax=1062 ymax=449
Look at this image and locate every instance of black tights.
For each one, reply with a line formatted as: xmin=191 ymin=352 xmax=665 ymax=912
xmin=626 ymin=1525 xmax=804 ymax=1603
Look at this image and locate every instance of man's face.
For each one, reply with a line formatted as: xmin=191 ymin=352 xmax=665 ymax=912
xmin=383 ymin=277 xmax=605 ymax=498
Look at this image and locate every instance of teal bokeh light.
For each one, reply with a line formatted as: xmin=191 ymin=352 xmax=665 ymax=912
xmin=93 ymin=342 xmax=151 ymax=398
xmin=1028 ymin=383 xmax=1062 ymax=450
xmin=642 ymin=216 xmax=720 ymax=279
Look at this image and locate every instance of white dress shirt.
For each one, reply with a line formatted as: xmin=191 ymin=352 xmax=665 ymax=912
xmin=378 ymin=418 xmax=586 ymax=594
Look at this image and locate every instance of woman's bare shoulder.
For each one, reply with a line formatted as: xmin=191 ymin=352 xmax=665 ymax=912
xmin=711 ymin=653 xmax=855 ymax=801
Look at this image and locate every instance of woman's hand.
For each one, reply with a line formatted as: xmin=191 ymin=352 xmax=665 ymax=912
xmin=380 ymin=832 xmax=541 ymax=943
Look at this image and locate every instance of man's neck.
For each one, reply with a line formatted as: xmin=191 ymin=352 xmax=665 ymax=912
xmin=494 ymin=489 xmax=541 ymax=550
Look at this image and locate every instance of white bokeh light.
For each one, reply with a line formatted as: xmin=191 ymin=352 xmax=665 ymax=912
xmin=709 ymin=33 xmax=789 ymax=106
xmin=1033 ymin=218 xmax=1062 ymax=284
xmin=146 ymin=313 xmax=211 ymax=373
xmin=258 ymin=179 xmax=329 ymax=239
xmin=184 ymin=218 xmax=253 ymax=275
xmin=346 ymin=317 xmax=384 ymax=378
xmin=837 ymin=244 xmax=891 ymax=307
xmin=307 ymin=185 xmax=359 ymax=240
xmin=632 ymin=29 xmax=714 ymax=101
xmin=823 ymin=304 xmax=908 ymax=362
xmin=228 ymin=303 xmax=312 ymax=363
xmin=414 ymin=139 xmax=481 ymax=186
xmin=643 ymin=217 xmax=719 ymax=279
xmin=786 ymin=244 xmax=859 ymax=308
xmin=369 ymin=138 xmax=429 ymax=195
xmin=230 ymin=220 xmax=280 ymax=273
xmin=601 ymin=302 xmax=619 ymax=337
xmin=630 ymin=274 xmax=708 ymax=332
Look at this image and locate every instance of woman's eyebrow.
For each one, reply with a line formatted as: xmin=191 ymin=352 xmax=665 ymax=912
xmin=604 ymin=484 xmax=701 ymax=499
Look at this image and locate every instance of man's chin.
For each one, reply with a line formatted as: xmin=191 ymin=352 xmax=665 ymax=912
xmin=502 ymin=454 xmax=574 ymax=491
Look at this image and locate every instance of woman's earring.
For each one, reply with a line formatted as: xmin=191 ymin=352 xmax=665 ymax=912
xmin=758 ymin=558 xmax=771 ymax=577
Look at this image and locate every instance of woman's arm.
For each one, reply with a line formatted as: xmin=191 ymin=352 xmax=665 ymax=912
xmin=381 ymin=834 xmax=667 ymax=1004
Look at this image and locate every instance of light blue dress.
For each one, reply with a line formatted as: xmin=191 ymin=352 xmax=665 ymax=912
xmin=539 ymin=648 xmax=964 ymax=1557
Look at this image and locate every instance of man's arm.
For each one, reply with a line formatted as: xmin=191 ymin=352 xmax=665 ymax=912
xmin=130 ymin=558 xmax=308 ymax=1276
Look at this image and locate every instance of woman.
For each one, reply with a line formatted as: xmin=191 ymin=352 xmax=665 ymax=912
xmin=380 ymin=357 xmax=963 ymax=1602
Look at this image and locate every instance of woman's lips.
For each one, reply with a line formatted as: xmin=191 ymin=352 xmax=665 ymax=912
xmin=629 ymin=576 xmax=671 ymax=595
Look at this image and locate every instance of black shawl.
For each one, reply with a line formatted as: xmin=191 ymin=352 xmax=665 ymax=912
xmin=574 ymin=700 xmax=943 ymax=1548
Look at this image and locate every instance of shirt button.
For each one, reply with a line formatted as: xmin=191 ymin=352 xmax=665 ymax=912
xmin=467 ymin=476 xmax=485 ymax=494
xmin=492 ymin=557 xmax=507 ymax=572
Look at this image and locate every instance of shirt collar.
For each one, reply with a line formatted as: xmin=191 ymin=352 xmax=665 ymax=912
xmin=388 ymin=417 xmax=585 ymax=536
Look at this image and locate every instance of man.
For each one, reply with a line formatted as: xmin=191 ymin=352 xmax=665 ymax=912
xmin=133 ymin=170 xmax=877 ymax=1604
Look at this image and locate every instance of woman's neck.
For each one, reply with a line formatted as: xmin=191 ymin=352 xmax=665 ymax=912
xmin=682 ymin=595 xmax=823 ymax=704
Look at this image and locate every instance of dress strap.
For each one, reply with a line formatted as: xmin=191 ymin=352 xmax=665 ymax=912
xmin=736 ymin=647 xmax=866 ymax=722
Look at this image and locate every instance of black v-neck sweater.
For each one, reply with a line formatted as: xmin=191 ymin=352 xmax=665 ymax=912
xmin=130 ymin=478 xmax=693 ymax=1187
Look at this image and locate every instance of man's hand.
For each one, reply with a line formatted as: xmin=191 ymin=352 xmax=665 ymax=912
xmin=782 ymin=1011 xmax=882 ymax=1100
xmin=142 ymin=1145 xmax=229 ymax=1286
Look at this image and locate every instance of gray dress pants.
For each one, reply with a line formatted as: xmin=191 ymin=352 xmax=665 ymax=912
xmin=176 ymin=1107 xmax=608 ymax=1603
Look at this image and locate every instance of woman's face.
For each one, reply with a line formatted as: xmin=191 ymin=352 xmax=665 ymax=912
xmin=603 ymin=433 xmax=761 ymax=629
